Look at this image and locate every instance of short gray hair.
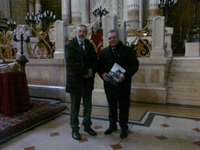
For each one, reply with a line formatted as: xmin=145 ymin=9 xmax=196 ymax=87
xmin=106 ymin=30 xmax=119 ymax=37
xmin=76 ymin=24 xmax=87 ymax=30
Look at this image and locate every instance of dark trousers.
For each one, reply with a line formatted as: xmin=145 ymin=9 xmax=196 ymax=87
xmin=70 ymin=90 xmax=92 ymax=131
xmin=106 ymin=93 xmax=130 ymax=131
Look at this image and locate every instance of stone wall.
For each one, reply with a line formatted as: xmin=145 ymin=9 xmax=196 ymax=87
xmin=26 ymin=58 xmax=167 ymax=105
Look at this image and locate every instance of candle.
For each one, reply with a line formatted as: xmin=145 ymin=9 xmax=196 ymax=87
xmin=26 ymin=30 xmax=30 ymax=36
xmin=44 ymin=11 xmax=46 ymax=17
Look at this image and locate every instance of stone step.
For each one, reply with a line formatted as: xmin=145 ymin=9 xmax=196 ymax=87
xmin=169 ymin=67 xmax=200 ymax=73
xmin=168 ymin=90 xmax=200 ymax=101
xmin=167 ymin=98 xmax=200 ymax=106
xmin=170 ymin=72 xmax=200 ymax=78
xmin=172 ymin=57 xmax=200 ymax=63
xmin=171 ymin=61 xmax=200 ymax=68
xmin=65 ymin=102 xmax=145 ymax=123
xmin=168 ymin=77 xmax=200 ymax=83
xmin=166 ymin=58 xmax=200 ymax=106
xmin=167 ymin=82 xmax=200 ymax=92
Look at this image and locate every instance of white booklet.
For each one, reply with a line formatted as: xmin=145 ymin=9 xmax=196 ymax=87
xmin=107 ymin=63 xmax=126 ymax=86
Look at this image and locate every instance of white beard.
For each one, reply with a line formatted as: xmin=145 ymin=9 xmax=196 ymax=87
xmin=76 ymin=35 xmax=85 ymax=42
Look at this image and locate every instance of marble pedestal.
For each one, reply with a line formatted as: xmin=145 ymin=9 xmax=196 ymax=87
xmin=185 ymin=43 xmax=200 ymax=57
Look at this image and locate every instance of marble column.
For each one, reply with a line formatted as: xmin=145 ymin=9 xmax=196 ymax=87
xmin=28 ymin=0 xmax=34 ymax=36
xmin=103 ymin=15 xmax=118 ymax=48
xmin=29 ymin=0 xmax=34 ymax=14
xmin=71 ymin=0 xmax=81 ymax=25
xmin=139 ymin=0 xmax=143 ymax=29
xmin=61 ymin=0 xmax=71 ymax=24
xmin=123 ymin=0 xmax=128 ymax=22
xmin=81 ymin=0 xmax=89 ymax=24
xmin=35 ymin=0 xmax=42 ymax=32
xmin=54 ymin=20 xmax=68 ymax=59
xmin=147 ymin=0 xmax=160 ymax=35
xmin=127 ymin=0 xmax=139 ymax=30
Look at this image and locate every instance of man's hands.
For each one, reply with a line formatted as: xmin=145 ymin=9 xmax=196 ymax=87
xmin=102 ymin=72 xmax=108 ymax=81
xmin=83 ymin=68 xmax=93 ymax=78
xmin=102 ymin=72 xmax=125 ymax=82
xmin=118 ymin=74 xmax=125 ymax=82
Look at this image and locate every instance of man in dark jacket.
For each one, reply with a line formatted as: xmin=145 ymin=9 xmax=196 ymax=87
xmin=65 ymin=24 xmax=98 ymax=140
xmin=98 ymin=30 xmax=139 ymax=138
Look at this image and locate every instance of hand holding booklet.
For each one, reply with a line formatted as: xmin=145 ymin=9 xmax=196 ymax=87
xmin=107 ymin=63 xmax=126 ymax=86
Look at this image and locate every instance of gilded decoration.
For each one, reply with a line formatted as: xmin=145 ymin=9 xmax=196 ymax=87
xmin=127 ymin=23 xmax=151 ymax=57
xmin=28 ymin=28 xmax=54 ymax=59
xmin=0 ymin=32 xmax=17 ymax=60
xmin=148 ymin=9 xmax=161 ymax=18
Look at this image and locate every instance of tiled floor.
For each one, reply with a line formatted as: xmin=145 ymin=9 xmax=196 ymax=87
xmin=1 ymin=102 xmax=200 ymax=150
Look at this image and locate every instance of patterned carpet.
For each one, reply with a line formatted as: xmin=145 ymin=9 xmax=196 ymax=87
xmin=0 ymin=97 xmax=68 ymax=144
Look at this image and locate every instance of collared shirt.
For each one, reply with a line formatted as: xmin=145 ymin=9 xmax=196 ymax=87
xmin=79 ymin=41 xmax=85 ymax=50
xmin=111 ymin=47 xmax=116 ymax=53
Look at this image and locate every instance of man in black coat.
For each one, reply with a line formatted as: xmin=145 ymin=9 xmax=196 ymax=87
xmin=65 ymin=24 xmax=98 ymax=140
xmin=98 ymin=30 xmax=139 ymax=138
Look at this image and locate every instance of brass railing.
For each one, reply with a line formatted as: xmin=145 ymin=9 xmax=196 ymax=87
xmin=27 ymin=28 xmax=54 ymax=59
xmin=0 ymin=32 xmax=17 ymax=60
xmin=126 ymin=23 xmax=151 ymax=57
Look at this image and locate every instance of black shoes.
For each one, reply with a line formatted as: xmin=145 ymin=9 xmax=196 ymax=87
xmin=120 ymin=130 xmax=128 ymax=138
xmin=72 ymin=131 xmax=81 ymax=140
xmin=104 ymin=127 xmax=128 ymax=138
xmin=84 ymin=126 xmax=97 ymax=136
xmin=72 ymin=126 xmax=97 ymax=140
xmin=104 ymin=128 xmax=117 ymax=135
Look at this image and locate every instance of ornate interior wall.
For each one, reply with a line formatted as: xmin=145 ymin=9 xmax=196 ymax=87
xmin=4 ymin=0 xmax=200 ymax=55
xmin=90 ymin=0 xmax=123 ymax=31
xmin=90 ymin=0 xmax=123 ymax=22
